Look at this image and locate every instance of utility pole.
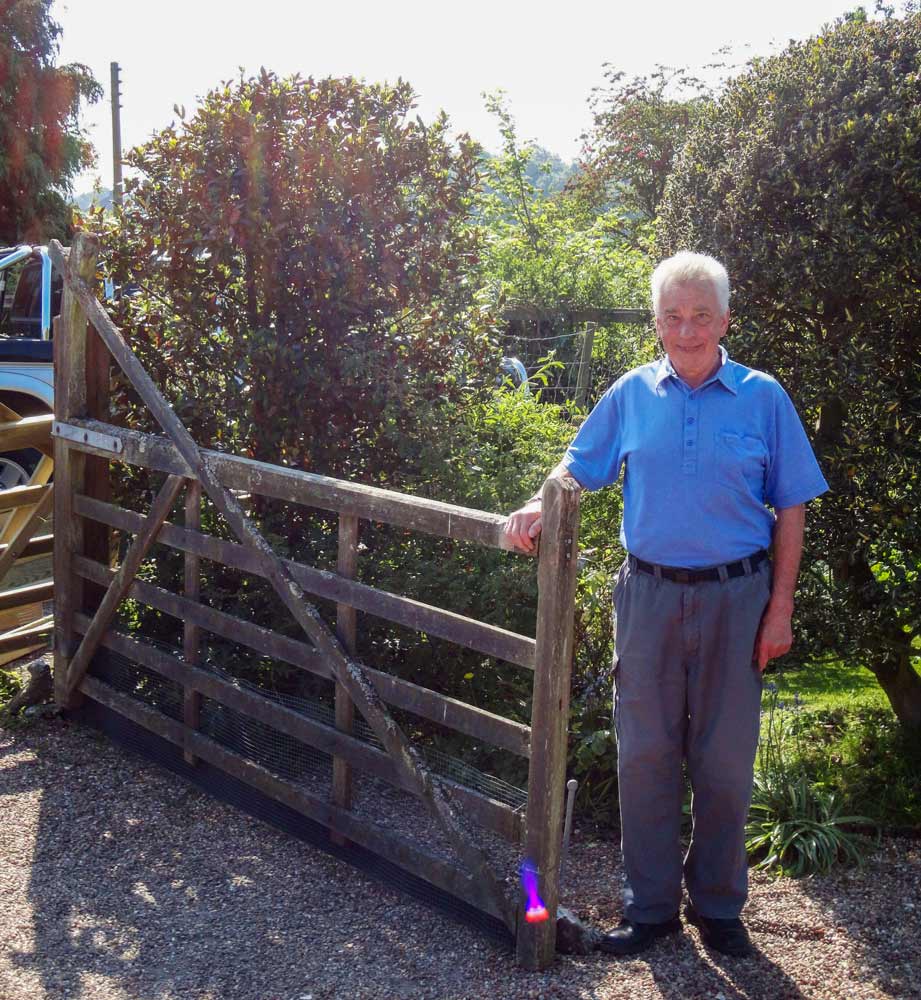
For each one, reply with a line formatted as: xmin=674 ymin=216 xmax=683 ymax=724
xmin=110 ymin=62 xmax=123 ymax=207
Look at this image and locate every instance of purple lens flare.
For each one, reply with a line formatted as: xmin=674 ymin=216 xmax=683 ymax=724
xmin=519 ymin=859 xmax=549 ymax=923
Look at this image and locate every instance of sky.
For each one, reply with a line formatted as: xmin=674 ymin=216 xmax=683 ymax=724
xmin=55 ymin=0 xmax=856 ymax=194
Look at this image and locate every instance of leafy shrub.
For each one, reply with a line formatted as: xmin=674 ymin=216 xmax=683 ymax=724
xmin=0 ymin=668 xmax=22 ymax=713
xmin=746 ymin=688 xmax=875 ymax=876
xmin=746 ymin=772 xmax=871 ymax=877
xmin=789 ymin=705 xmax=921 ymax=830
xmin=88 ymin=71 xmax=492 ymax=489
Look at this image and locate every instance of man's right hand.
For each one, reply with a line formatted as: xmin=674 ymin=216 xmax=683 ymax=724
xmin=503 ymin=500 xmax=543 ymax=554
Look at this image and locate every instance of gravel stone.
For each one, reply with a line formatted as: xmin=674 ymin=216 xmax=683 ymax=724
xmin=1 ymin=717 xmax=919 ymax=1000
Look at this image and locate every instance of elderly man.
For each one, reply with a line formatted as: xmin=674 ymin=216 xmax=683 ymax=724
xmin=505 ymin=251 xmax=828 ymax=958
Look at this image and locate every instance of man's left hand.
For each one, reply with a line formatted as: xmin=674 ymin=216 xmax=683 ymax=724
xmin=754 ymin=601 xmax=794 ymax=672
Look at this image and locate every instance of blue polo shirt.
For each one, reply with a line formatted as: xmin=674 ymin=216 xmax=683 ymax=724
xmin=563 ymin=347 xmax=829 ymax=568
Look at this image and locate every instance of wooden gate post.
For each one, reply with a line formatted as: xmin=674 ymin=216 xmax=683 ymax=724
xmin=517 ymin=476 xmax=580 ymax=969
xmin=53 ymin=233 xmax=101 ymax=709
xmin=183 ymin=480 xmax=202 ymax=764
xmin=332 ymin=512 xmax=359 ymax=843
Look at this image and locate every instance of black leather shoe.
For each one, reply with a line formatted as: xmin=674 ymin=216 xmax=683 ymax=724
xmin=685 ymin=904 xmax=754 ymax=957
xmin=597 ymin=915 xmax=682 ymax=956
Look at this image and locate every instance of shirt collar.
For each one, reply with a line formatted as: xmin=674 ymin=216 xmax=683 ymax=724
xmin=655 ymin=345 xmax=737 ymax=394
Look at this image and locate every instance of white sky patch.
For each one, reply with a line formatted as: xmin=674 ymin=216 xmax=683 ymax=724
xmin=55 ymin=0 xmax=856 ymax=192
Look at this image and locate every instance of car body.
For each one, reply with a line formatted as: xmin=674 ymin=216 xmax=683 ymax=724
xmin=0 ymin=246 xmax=58 ymax=487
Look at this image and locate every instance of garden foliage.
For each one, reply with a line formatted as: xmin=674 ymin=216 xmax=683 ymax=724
xmin=0 ymin=0 xmax=100 ymax=242
xmin=576 ymin=65 xmax=713 ymax=240
xmin=90 ymin=71 xmax=492 ymax=491
xmin=478 ymin=95 xmax=651 ymax=319
xmin=746 ymin=687 xmax=874 ymax=876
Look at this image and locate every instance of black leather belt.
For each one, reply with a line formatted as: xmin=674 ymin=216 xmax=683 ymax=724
xmin=630 ymin=549 xmax=769 ymax=584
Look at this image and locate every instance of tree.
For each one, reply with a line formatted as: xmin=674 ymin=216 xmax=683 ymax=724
xmin=92 ymin=71 xmax=491 ymax=490
xmin=576 ymin=65 xmax=712 ymax=236
xmin=477 ymin=94 xmax=652 ymax=396
xmin=0 ymin=0 xmax=101 ymax=242
xmin=657 ymin=11 xmax=921 ymax=727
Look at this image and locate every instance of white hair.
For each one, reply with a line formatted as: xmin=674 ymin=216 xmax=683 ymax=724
xmin=651 ymin=251 xmax=730 ymax=315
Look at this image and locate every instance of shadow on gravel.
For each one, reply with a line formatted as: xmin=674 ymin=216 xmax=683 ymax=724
xmin=11 ymin=718 xmax=918 ymax=1000
xmin=791 ymin=848 xmax=921 ymax=1000
xmin=8 ymin=718 xmax=509 ymax=1000
xmin=599 ymin=925 xmax=808 ymax=1000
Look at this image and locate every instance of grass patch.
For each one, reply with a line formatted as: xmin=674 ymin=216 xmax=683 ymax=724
xmin=765 ymin=658 xmax=888 ymax=714
xmin=755 ymin=662 xmax=921 ymax=832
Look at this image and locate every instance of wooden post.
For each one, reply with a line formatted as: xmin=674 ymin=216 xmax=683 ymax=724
xmin=111 ymin=62 xmax=123 ymax=208
xmin=575 ymin=322 xmax=596 ymax=410
xmin=183 ymin=480 xmax=202 ymax=764
xmin=83 ymin=303 xmax=112 ymax=610
xmin=332 ymin=512 xmax=359 ymax=844
xmin=517 ymin=476 xmax=580 ymax=969
xmin=53 ymin=233 xmax=100 ymax=709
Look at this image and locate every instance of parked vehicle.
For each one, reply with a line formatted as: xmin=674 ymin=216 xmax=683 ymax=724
xmin=0 ymin=246 xmax=58 ymax=487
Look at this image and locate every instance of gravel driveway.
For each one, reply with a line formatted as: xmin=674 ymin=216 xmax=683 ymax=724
xmin=1 ymin=716 xmax=918 ymax=1000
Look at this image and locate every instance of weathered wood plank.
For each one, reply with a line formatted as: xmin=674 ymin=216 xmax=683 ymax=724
xmin=517 ymin=477 xmax=581 ymax=969
xmin=0 ymin=453 xmax=53 ymax=550
xmin=0 ymin=533 xmax=53 ymax=561
xmin=0 ymin=485 xmax=51 ymax=513
xmin=63 ymin=474 xmax=185 ymax=701
xmin=0 ymin=580 xmax=53 ymax=612
xmin=0 ymin=414 xmax=54 ymax=455
xmin=56 ymin=417 xmax=530 ymax=556
xmin=82 ymin=316 xmax=112 ymax=612
xmin=74 ymin=554 xmax=331 ymax=676
xmin=50 ymin=238 xmax=517 ymax=931
xmin=0 ymin=618 xmax=52 ymax=655
xmin=183 ymin=480 xmax=202 ymax=765
xmin=79 ymin=671 xmax=510 ymax=920
xmin=73 ymin=617 xmax=523 ymax=844
xmin=333 ymin=512 xmax=359 ymax=841
xmin=73 ymin=494 xmax=536 ymax=669
xmin=73 ymin=555 xmax=531 ymax=758
xmin=0 ymin=486 xmax=52 ymax=588
xmin=53 ymin=233 xmax=97 ymax=708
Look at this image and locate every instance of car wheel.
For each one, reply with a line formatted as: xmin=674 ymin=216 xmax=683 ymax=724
xmin=0 ymin=448 xmax=42 ymax=489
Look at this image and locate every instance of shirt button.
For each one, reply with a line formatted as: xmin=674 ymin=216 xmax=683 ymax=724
xmin=686 ymin=440 xmax=694 ymax=447
xmin=686 ymin=417 xmax=695 ymax=425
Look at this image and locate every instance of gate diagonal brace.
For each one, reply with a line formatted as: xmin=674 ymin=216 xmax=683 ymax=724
xmin=63 ymin=474 xmax=186 ymax=701
xmin=50 ymin=238 xmax=518 ymax=932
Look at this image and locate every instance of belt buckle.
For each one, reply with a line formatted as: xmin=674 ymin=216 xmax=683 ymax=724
xmin=673 ymin=569 xmax=690 ymax=584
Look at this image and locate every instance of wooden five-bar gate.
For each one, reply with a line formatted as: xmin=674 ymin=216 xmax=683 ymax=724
xmin=51 ymin=232 xmax=581 ymax=968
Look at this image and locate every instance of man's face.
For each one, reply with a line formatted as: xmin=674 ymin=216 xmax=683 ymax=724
xmin=655 ymin=279 xmax=729 ymax=388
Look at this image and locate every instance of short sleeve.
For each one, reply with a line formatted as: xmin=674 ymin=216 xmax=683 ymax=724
xmin=562 ymin=387 xmax=623 ymax=491
xmin=765 ymin=385 xmax=829 ymax=509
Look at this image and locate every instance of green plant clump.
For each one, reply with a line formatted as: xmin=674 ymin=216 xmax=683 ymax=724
xmin=789 ymin=704 xmax=921 ymax=830
xmin=0 ymin=668 xmax=23 ymax=714
xmin=746 ymin=687 xmax=875 ymax=876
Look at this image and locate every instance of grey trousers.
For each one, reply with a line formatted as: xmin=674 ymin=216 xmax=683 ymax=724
xmin=612 ymin=555 xmax=771 ymax=922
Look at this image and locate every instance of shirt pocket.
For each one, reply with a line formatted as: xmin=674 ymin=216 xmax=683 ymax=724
xmin=714 ymin=431 xmax=768 ymax=499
